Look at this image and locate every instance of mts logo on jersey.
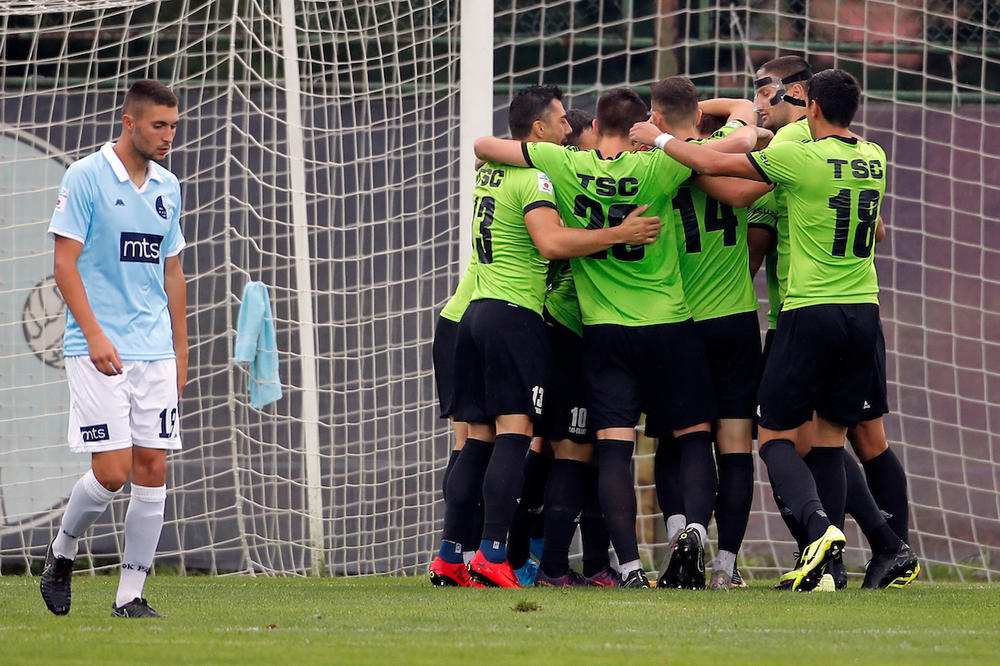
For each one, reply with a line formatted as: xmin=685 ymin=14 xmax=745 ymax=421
xmin=120 ymin=232 xmax=164 ymax=263
xmin=80 ymin=424 xmax=109 ymax=442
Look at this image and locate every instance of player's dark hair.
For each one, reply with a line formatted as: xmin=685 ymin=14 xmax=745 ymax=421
xmin=758 ymin=55 xmax=812 ymax=94
xmin=596 ymin=88 xmax=648 ymax=138
xmin=697 ymin=113 xmax=726 ymax=137
xmin=650 ymin=76 xmax=700 ymax=127
xmin=563 ymin=108 xmax=594 ymax=147
xmin=123 ymin=79 xmax=178 ymax=116
xmin=808 ymin=69 xmax=860 ymax=127
xmin=508 ymin=84 xmax=563 ymax=140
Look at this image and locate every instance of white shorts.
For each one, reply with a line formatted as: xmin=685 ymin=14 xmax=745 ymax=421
xmin=65 ymin=356 xmax=182 ymax=453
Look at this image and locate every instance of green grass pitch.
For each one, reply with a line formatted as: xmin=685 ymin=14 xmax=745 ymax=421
xmin=2 ymin=575 xmax=998 ymax=664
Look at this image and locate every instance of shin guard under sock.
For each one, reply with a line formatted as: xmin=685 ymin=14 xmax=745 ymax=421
xmin=715 ymin=452 xmax=754 ymax=555
xmin=596 ymin=439 xmax=639 ymax=565
xmin=675 ymin=431 xmax=718 ymax=528
xmin=863 ymin=447 xmax=910 ymax=543
xmin=760 ymin=439 xmax=828 ymax=543
xmin=805 ymin=447 xmax=847 ymax=531
xmin=540 ymin=459 xmax=587 ymax=577
xmin=480 ymin=433 xmax=532 ymax=560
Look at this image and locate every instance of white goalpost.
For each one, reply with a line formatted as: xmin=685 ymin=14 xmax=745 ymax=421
xmin=0 ymin=1 xmax=996 ymax=581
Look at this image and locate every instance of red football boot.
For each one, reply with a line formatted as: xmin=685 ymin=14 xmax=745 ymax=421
xmin=468 ymin=550 xmax=521 ymax=588
xmin=429 ymin=557 xmax=479 ymax=587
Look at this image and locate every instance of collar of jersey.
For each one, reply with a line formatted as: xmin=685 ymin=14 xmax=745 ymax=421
xmin=816 ymin=134 xmax=859 ymax=145
xmin=593 ymin=149 xmax=628 ymax=160
xmin=101 ymin=142 xmax=164 ymax=192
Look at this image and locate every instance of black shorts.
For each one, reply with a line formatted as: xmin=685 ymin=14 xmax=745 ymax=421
xmin=452 ymin=299 xmax=549 ymax=424
xmin=694 ymin=311 xmax=761 ymax=420
xmin=539 ymin=311 xmax=591 ymax=444
xmin=757 ymin=303 xmax=880 ymax=431
xmin=432 ymin=316 xmax=460 ymax=418
xmin=583 ymin=320 xmax=716 ymax=434
xmin=859 ymin=318 xmax=889 ymax=421
xmin=761 ymin=327 xmax=776 ymax=370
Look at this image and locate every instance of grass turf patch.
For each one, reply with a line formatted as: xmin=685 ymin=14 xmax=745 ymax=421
xmin=1 ymin=575 xmax=998 ymax=664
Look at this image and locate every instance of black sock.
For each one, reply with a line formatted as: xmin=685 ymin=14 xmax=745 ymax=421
xmin=506 ymin=449 xmax=550 ymax=568
xmin=540 ymin=459 xmax=587 ymax=577
xmin=863 ymin=448 xmax=910 ymax=543
xmin=580 ymin=464 xmax=611 ymax=576
xmin=596 ymin=439 xmax=639 ymax=564
xmin=466 ymin=501 xmax=484 ymax=553
xmin=768 ymin=471 xmax=809 ymax=551
xmin=442 ymin=449 xmax=461 ymax=501
xmin=805 ymin=447 xmax=847 ymax=531
xmin=480 ymin=433 xmax=533 ymax=552
xmin=675 ymin=431 xmax=718 ymax=528
xmin=442 ymin=438 xmax=492 ymax=546
xmin=716 ymin=452 xmax=754 ymax=554
xmin=654 ymin=437 xmax=683 ymax=521
xmin=760 ymin=439 xmax=828 ymax=543
xmin=845 ymin=453 xmax=901 ymax=555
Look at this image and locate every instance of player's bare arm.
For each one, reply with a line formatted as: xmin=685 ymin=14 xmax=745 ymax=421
xmin=876 ymin=216 xmax=886 ymax=243
xmin=698 ymin=97 xmax=756 ymax=127
xmin=629 ymin=120 xmax=763 ymax=180
xmin=753 ymin=127 xmax=774 ymax=150
xmin=692 ymin=175 xmax=772 ymax=209
xmin=473 ymin=136 xmax=530 ymax=167
xmin=164 ymin=255 xmax=188 ymax=396
xmin=53 ymin=234 xmax=123 ymax=376
xmin=747 ymin=226 xmax=774 ymax=276
xmin=525 ymin=204 xmax=660 ymax=260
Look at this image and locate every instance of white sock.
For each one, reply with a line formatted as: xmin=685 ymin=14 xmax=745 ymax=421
xmin=688 ymin=522 xmax=708 ymax=547
xmin=463 ymin=550 xmax=475 ymax=565
xmin=52 ymin=469 xmax=119 ymax=560
xmin=666 ymin=514 xmax=686 ymax=543
xmin=715 ymin=549 xmax=737 ymax=577
xmin=115 ymin=483 xmax=166 ymax=608
xmin=619 ymin=559 xmax=643 ymax=577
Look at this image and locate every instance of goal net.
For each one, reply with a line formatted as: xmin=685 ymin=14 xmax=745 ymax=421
xmin=0 ymin=1 xmax=996 ymax=581
xmin=492 ymin=0 xmax=999 ymax=581
xmin=1 ymin=0 xmax=460 ymax=576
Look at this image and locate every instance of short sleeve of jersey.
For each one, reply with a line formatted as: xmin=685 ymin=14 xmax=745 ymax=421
xmin=649 ymin=149 xmax=693 ymax=192
xmin=162 ymin=179 xmax=185 ymax=257
xmin=747 ymin=190 xmax=779 ymax=236
xmin=48 ymin=162 xmax=95 ymax=243
xmin=523 ymin=141 xmax=572 ymax=181
xmin=747 ymin=140 xmax=808 ymax=186
xmin=516 ymin=166 xmax=558 ymax=215
xmin=707 ymin=119 xmax=746 ymax=141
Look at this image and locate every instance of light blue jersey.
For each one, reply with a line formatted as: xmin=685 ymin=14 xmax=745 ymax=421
xmin=48 ymin=143 xmax=185 ymax=360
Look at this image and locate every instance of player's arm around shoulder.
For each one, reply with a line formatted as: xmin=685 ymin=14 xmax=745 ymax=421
xmin=630 ymin=121 xmax=763 ymax=180
xmin=525 ymin=204 xmax=660 ymax=260
xmin=691 ymin=174 xmax=772 ymax=209
xmin=473 ymin=136 xmax=531 ymax=168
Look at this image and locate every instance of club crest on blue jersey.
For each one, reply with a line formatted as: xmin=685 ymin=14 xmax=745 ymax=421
xmin=155 ymin=195 xmax=169 ymax=219
xmin=120 ymin=232 xmax=164 ymax=263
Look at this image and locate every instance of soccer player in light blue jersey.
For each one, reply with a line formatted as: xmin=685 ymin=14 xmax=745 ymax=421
xmin=40 ymin=80 xmax=187 ymax=618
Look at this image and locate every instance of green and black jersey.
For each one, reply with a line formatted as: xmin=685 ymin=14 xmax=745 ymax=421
xmin=747 ymin=134 xmax=886 ymax=310
xmin=673 ymin=121 xmax=757 ymax=321
xmin=747 ymin=117 xmax=811 ymax=328
xmin=468 ymin=161 xmax=558 ymax=315
xmin=440 ymin=257 xmax=478 ymax=322
xmin=523 ymin=141 xmax=692 ymax=326
xmin=544 ymin=260 xmax=582 ymax=336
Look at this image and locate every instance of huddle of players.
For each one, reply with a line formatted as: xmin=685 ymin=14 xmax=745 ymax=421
xmin=430 ymin=55 xmax=920 ymax=591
